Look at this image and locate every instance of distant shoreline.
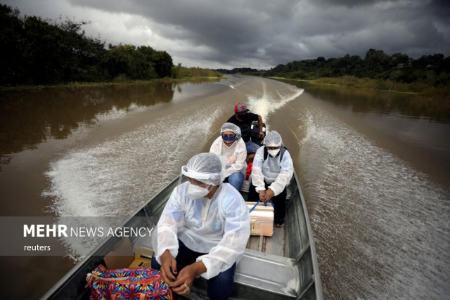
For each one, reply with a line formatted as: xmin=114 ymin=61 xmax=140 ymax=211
xmin=271 ymin=76 xmax=450 ymax=97
xmin=0 ymin=76 xmax=222 ymax=92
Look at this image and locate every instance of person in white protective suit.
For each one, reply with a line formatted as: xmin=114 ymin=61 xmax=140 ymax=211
xmin=152 ymin=152 xmax=250 ymax=299
xmin=248 ymin=130 xmax=294 ymax=227
xmin=209 ymin=122 xmax=247 ymax=191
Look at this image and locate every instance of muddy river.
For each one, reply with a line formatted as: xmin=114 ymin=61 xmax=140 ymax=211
xmin=0 ymin=76 xmax=449 ymax=299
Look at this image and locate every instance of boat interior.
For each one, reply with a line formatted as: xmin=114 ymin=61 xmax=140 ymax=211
xmin=43 ymin=174 xmax=319 ymax=300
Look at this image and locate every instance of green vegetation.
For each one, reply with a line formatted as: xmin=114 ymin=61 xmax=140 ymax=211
xmin=172 ymin=64 xmax=222 ymax=79
xmin=0 ymin=4 xmax=172 ymax=85
xmin=102 ymin=44 xmax=172 ymax=80
xmin=0 ymin=4 xmax=219 ymax=87
xmin=217 ymin=68 xmax=263 ymax=76
xmin=265 ymin=49 xmax=450 ymax=94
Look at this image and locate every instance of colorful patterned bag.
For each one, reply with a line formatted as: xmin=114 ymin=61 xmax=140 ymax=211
xmin=86 ymin=265 xmax=173 ymax=300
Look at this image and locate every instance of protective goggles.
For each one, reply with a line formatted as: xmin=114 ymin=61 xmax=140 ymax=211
xmin=221 ymin=133 xmax=237 ymax=142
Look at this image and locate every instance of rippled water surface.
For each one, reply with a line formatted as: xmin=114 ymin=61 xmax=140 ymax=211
xmin=276 ymin=81 xmax=450 ymax=299
xmin=0 ymin=76 xmax=449 ymax=299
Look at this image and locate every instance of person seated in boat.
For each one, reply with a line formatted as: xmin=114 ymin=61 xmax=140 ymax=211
xmin=248 ymin=131 xmax=293 ymax=227
xmin=152 ymin=153 xmax=250 ymax=300
xmin=227 ymin=102 xmax=264 ymax=145
xmin=209 ymin=122 xmax=246 ymax=191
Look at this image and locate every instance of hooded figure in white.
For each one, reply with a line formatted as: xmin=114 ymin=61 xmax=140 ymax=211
xmin=250 ymin=131 xmax=293 ymax=227
xmin=210 ymin=122 xmax=247 ymax=190
xmin=155 ymin=152 xmax=250 ymax=298
xmin=251 ymin=130 xmax=293 ymax=196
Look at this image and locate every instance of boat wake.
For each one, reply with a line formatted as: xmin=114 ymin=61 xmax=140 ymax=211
xmin=43 ymin=104 xmax=224 ymax=259
xmin=247 ymin=81 xmax=303 ymax=123
xmin=299 ymin=108 xmax=450 ymax=299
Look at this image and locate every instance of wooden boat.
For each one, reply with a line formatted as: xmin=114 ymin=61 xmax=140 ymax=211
xmin=42 ymin=172 xmax=322 ymax=299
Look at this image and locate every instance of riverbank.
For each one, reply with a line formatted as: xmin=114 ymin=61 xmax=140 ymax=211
xmin=270 ymin=76 xmax=450 ymax=97
xmin=275 ymin=76 xmax=450 ymax=122
xmin=0 ymin=76 xmax=222 ymax=93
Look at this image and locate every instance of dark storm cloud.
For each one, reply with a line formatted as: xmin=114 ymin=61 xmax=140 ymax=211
xmin=5 ymin=0 xmax=450 ymax=67
xmin=66 ymin=0 xmax=293 ymax=65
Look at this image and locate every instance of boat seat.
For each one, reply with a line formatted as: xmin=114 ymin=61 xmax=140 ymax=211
xmin=234 ymin=249 xmax=299 ymax=298
xmin=246 ymin=226 xmax=285 ymax=256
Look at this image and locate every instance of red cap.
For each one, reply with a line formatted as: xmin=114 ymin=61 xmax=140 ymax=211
xmin=234 ymin=102 xmax=248 ymax=113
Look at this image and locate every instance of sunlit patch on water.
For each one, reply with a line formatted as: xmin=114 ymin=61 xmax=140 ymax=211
xmin=42 ymin=105 xmax=224 ymax=259
xmin=95 ymin=103 xmax=150 ymax=122
xmin=299 ymin=108 xmax=450 ymax=299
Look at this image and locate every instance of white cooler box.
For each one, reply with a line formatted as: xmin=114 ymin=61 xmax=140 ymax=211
xmin=246 ymin=202 xmax=274 ymax=237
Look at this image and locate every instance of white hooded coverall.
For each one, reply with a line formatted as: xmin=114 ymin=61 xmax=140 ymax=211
xmin=156 ymin=182 xmax=250 ymax=279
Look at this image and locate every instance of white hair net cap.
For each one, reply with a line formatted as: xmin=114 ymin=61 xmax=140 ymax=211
xmin=264 ymin=130 xmax=283 ymax=147
xmin=181 ymin=153 xmax=223 ymax=185
xmin=220 ymin=122 xmax=241 ymax=137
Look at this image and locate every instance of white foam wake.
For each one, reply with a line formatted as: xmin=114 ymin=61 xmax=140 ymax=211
xmin=247 ymin=81 xmax=303 ymax=122
xmin=299 ymin=108 xmax=450 ymax=299
xmin=43 ymin=105 xmax=224 ymax=258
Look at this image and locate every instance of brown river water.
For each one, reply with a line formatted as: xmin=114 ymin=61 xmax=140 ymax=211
xmin=0 ymin=76 xmax=449 ymax=299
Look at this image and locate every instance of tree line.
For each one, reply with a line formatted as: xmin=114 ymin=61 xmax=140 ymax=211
xmin=0 ymin=4 xmax=173 ymax=85
xmin=264 ymin=49 xmax=450 ymax=86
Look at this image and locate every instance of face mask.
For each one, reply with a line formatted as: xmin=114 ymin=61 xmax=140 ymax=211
xmin=187 ymin=182 xmax=210 ymax=199
xmin=268 ymin=149 xmax=280 ymax=157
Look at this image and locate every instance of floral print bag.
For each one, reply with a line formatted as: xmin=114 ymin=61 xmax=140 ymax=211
xmin=86 ymin=265 xmax=173 ymax=300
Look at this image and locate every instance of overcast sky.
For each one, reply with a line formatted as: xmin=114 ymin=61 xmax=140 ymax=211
xmin=3 ymin=0 xmax=450 ymax=68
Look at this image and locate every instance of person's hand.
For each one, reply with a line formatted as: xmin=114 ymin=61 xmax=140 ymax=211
xmin=171 ymin=262 xmax=206 ymax=296
xmin=159 ymin=250 xmax=177 ymax=284
xmin=265 ymin=188 xmax=274 ymax=201
xmin=258 ymin=190 xmax=266 ymax=202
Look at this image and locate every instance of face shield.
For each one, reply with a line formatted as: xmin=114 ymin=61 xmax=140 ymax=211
xmin=178 ymin=153 xmax=223 ymax=198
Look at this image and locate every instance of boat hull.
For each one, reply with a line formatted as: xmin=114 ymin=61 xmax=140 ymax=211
xmin=42 ymin=173 xmax=322 ymax=299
